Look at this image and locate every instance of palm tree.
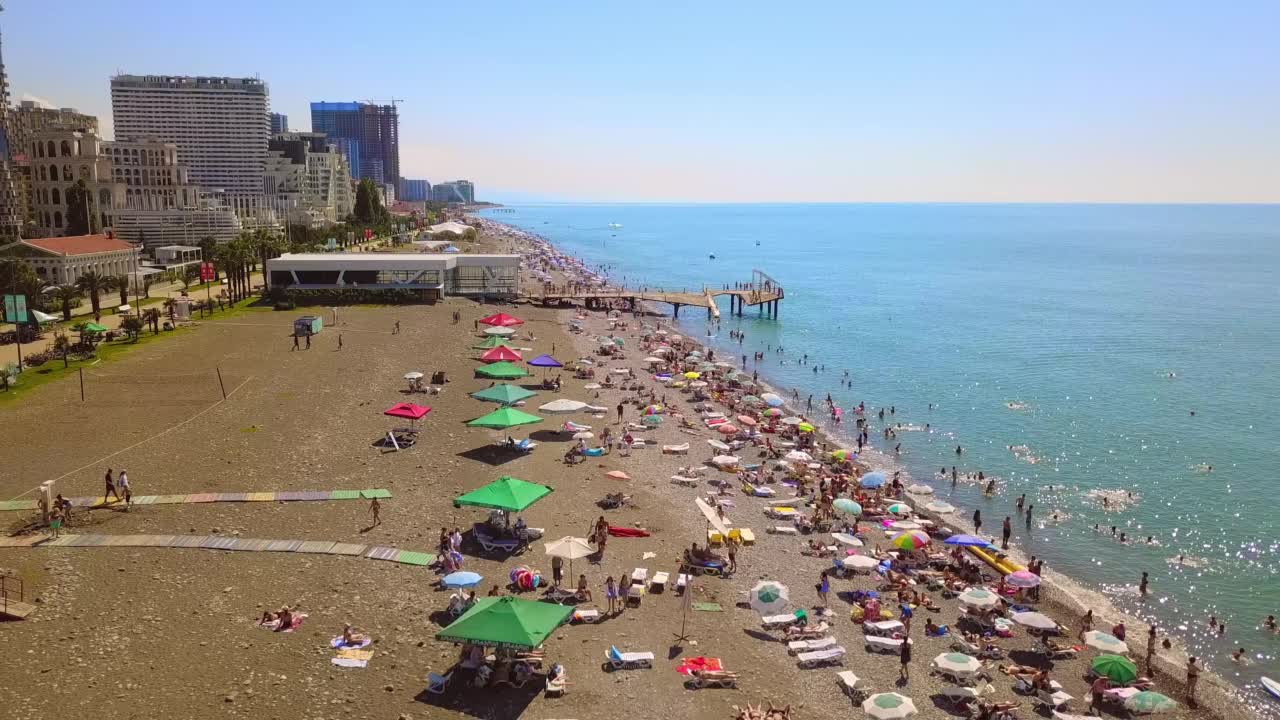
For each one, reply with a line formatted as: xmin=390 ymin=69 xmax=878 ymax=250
xmin=50 ymin=284 xmax=81 ymax=321
xmin=120 ymin=315 xmax=144 ymax=341
xmin=75 ymin=271 xmax=115 ymax=318
xmin=142 ymin=307 xmax=162 ymax=334
xmin=115 ymin=275 xmax=131 ymax=306
xmin=163 ymin=297 xmax=177 ymax=324
xmin=53 ymin=333 xmax=71 ymax=368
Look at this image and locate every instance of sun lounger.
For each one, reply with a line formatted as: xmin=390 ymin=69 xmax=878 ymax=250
xmin=545 ymin=670 xmax=568 ymax=697
xmin=785 ymin=621 xmax=830 ymax=640
xmin=765 ymin=507 xmax=799 ymax=520
xmin=663 ymin=443 xmax=690 ymax=455
xmin=787 ymin=636 xmax=839 ymax=655
xmin=836 ymin=670 xmax=868 ymax=701
xmin=938 ymin=684 xmax=994 ymax=708
xmin=605 ymin=646 xmax=654 ymax=670
xmin=768 ymin=526 xmax=799 ymax=535
xmin=426 ymin=670 xmax=452 ymax=695
xmin=572 ymin=608 xmax=600 ymax=624
xmin=865 ymin=635 xmax=904 ymax=654
xmin=688 ymin=669 xmax=738 ymax=689
xmin=675 ymin=573 xmax=690 ymax=593
xmin=731 ymin=528 xmax=755 ymax=545
xmin=745 ymin=484 xmax=777 ymax=497
xmin=951 ymin=637 xmax=1003 ymax=659
xmin=650 ymin=571 xmax=669 ymax=592
xmin=671 ymin=475 xmax=699 ymax=487
xmin=796 ymin=646 xmax=846 ymax=669
xmin=626 ymin=582 xmax=644 ymax=606
xmin=514 ymin=439 xmax=537 ymax=453
xmin=1035 ymin=689 xmax=1074 ymax=710
xmin=762 ymin=613 xmax=802 ymax=630
xmin=863 ymin=620 xmax=905 ymax=636
xmin=542 ymin=587 xmax=578 ymax=604
xmin=631 ymin=568 xmax=648 ymax=584
xmin=707 ymin=529 xmax=725 ymax=545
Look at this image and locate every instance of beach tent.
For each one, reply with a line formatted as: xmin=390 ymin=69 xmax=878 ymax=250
xmin=383 ymin=402 xmax=431 ymax=430
xmin=480 ymin=346 xmax=523 ymax=363
xmin=538 ymin=399 xmax=588 ymax=414
xmin=943 ymin=534 xmax=993 ymax=548
xmin=478 ymin=312 xmax=524 ymax=327
xmin=470 ymin=383 xmax=537 ymax=405
xmin=473 ymin=336 xmax=519 ymax=349
xmin=484 ymin=326 xmax=517 ymax=337
xmin=454 ymin=476 xmax=553 ymax=513
xmin=435 ymin=596 xmax=572 ymax=650
xmin=475 ymin=361 xmax=529 ymax=379
xmin=527 ymin=354 xmax=563 ymax=368
xmin=466 ymin=407 xmax=543 ymax=429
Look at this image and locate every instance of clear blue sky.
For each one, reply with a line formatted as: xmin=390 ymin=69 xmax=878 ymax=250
xmin=5 ymin=1 xmax=1278 ymax=202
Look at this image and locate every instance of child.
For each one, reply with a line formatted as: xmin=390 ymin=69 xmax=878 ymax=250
xmin=605 ymin=576 xmax=618 ymax=614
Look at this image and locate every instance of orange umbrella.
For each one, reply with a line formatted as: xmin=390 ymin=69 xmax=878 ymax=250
xmin=605 ymin=470 xmax=631 ymax=480
xmin=736 ymin=415 xmax=757 ymax=426
xmin=480 ymin=346 xmax=523 ymax=363
xmin=717 ymin=424 xmax=739 ymax=434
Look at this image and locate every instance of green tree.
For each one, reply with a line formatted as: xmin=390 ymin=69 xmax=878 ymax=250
xmin=64 ymin=180 xmax=96 ymax=236
xmin=142 ymin=307 xmax=162 ymax=334
xmin=353 ymin=179 xmax=380 ymax=223
xmin=53 ymin=333 xmax=72 ymax=368
xmin=0 ymin=257 xmax=37 ymax=295
xmin=75 ymin=270 xmax=115 ymax=317
xmin=120 ymin=315 xmax=144 ymax=341
xmin=50 ymin=284 xmax=81 ymax=321
xmin=163 ymin=297 xmax=177 ymax=324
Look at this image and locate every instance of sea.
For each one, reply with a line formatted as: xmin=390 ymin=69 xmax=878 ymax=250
xmin=480 ymin=202 xmax=1280 ymax=707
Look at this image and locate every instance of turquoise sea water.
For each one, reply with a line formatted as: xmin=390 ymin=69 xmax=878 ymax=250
xmin=482 ymin=203 xmax=1280 ymax=699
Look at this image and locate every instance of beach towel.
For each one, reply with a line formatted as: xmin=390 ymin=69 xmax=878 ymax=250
xmin=676 ymin=657 xmax=723 ymax=675
xmin=330 ymin=648 xmax=373 ymax=668
xmin=330 ymin=635 xmax=372 ymax=649
xmin=692 ymin=602 xmax=723 ymax=612
xmin=607 ymin=526 xmax=650 ymax=538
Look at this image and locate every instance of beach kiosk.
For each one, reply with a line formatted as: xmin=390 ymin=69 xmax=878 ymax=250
xmin=293 ymin=316 xmax=323 ymax=337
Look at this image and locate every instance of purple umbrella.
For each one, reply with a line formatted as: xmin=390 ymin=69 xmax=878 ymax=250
xmin=528 ymin=354 xmax=563 ymax=368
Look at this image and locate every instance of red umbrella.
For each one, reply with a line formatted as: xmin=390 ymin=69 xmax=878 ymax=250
xmin=480 ymin=346 xmax=523 ymax=363
xmin=384 ymin=402 xmax=431 ymax=429
xmin=478 ymin=312 xmax=524 ymax=327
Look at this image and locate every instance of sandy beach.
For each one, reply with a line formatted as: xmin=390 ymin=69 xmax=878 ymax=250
xmin=0 ymin=224 xmax=1258 ymax=720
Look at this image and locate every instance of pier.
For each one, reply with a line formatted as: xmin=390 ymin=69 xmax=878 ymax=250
xmin=527 ymin=269 xmax=784 ymax=320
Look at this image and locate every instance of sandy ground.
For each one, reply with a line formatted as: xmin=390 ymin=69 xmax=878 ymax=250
xmin=0 ymin=233 xmax=1250 ymax=720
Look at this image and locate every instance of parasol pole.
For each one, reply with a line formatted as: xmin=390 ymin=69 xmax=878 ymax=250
xmin=673 ymin=569 xmax=692 ymax=644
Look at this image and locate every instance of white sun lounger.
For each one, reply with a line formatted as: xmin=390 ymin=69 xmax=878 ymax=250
xmin=796 ymin=646 xmax=846 ymax=669
xmin=768 ymin=526 xmax=799 ymax=535
xmin=631 ymin=568 xmax=648 ymax=584
xmin=865 ymin=635 xmax=904 ymax=654
xmin=663 ymin=443 xmax=690 ymax=455
xmin=676 ymin=573 xmax=690 ymax=592
xmin=836 ymin=670 xmax=867 ymax=700
xmin=671 ymin=476 xmax=699 ymax=487
xmin=765 ymin=507 xmax=799 ymax=519
xmin=787 ymin=636 xmax=839 ymax=655
xmin=863 ymin=619 xmax=905 ymax=637
xmin=938 ymin=684 xmax=994 ymax=708
xmin=761 ymin=613 xmax=801 ymax=629
xmin=650 ymin=571 xmax=669 ymax=592
xmin=606 ymin=646 xmax=654 ymax=670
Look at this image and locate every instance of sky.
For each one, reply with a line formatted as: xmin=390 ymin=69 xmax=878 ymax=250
xmin=4 ymin=1 xmax=1278 ymax=203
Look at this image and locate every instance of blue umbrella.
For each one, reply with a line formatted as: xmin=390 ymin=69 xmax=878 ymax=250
xmin=859 ymin=471 xmax=887 ymax=489
xmin=528 ymin=354 xmax=563 ymax=368
xmin=442 ymin=571 xmax=483 ymax=589
xmin=944 ymin=534 xmax=994 ymax=548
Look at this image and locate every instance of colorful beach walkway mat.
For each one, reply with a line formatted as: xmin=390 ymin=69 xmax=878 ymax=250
xmin=0 ymin=489 xmax=391 ymax=513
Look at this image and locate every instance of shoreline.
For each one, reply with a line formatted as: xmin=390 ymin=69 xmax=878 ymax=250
xmin=477 ymin=212 xmax=1264 ymax=720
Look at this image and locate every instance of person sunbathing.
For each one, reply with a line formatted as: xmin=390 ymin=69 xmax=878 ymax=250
xmin=998 ymin=663 xmax=1040 ymax=676
xmin=342 ymin=624 xmax=369 ymax=646
xmin=275 ymin=607 xmax=293 ymax=631
xmin=924 ymin=618 xmax=949 ymax=636
xmin=973 ymin=700 xmax=1021 ymax=720
xmin=575 ymin=574 xmax=593 ymax=602
xmin=259 ymin=610 xmax=277 ymax=627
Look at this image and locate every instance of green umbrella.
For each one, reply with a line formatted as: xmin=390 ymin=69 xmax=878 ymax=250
xmin=475 ymin=361 xmax=530 ymax=379
xmin=473 ymin=336 xmax=519 ymax=349
xmin=470 ymin=383 xmax=538 ymax=405
xmin=833 ymin=498 xmax=862 ymax=516
xmin=1125 ymin=691 xmax=1176 ymax=714
xmin=454 ymin=476 xmax=553 ymax=512
xmin=435 ymin=596 xmax=573 ymax=650
xmin=82 ymin=322 xmax=108 ymax=333
xmin=640 ymin=414 xmax=663 ymax=425
xmin=466 ymin=407 xmax=543 ymax=429
xmin=1091 ymin=654 xmax=1138 ymax=684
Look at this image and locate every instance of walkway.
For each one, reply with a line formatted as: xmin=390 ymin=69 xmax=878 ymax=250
xmin=0 ymin=488 xmax=390 ymax=512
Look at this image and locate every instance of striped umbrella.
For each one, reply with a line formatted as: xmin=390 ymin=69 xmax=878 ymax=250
xmin=1125 ymin=691 xmax=1177 ymax=714
xmin=957 ymin=587 xmax=1000 ymax=609
xmin=889 ymin=530 xmax=930 ymax=551
xmin=1084 ymin=631 xmax=1130 ymax=655
xmin=748 ymin=580 xmax=790 ymax=615
xmin=862 ymin=692 xmax=918 ymax=719
xmin=886 ymin=502 xmax=912 ymax=516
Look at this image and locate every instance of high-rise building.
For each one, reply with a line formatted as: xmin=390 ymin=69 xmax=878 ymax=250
xmin=398 ymin=178 xmax=429 ymax=202
xmin=309 ymin=101 xmax=399 ymax=188
xmin=270 ymin=112 xmax=288 ymax=134
xmin=0 ymin=9 xmax=23 ymax=238
xmin=431 ymin=180 xmax=475 ymax=205
xmin=110 ymin=75 xmax=270 ymax=216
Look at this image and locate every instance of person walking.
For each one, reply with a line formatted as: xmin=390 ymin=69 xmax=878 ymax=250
xmin=305 ymin=331 xmax=312 ymax=349
xmin=48 ymin=507 xmax=63 ymax=538
xmin=1186 ymin=656 xmax=1200 ymax=705
xmin=369 ymin=497 xmax=381 ymax=526
xmin=816 ymin=571 xmax=830 ymax=607
xmin=972 ymin=509 xmax=982 ymax=534
xmin=1139 ymin=571 xmax=1149 ymax=597
xmin=117 ymin=469 xmax=131 ymax=507
xmin=292 ymin=333 xmax=300 ymax=351
xmin=1146 ymin=625 xmax=1158 ymax=672
xmin=726 ymin=537 xmax=739 ymax=574
xmin=337 ymin=333 xmax=343 ymax=350
xmin=1002 ymin=516 xmax=1012 ymax=550
xmin=1079 ymin=608 xmax=1094 ymax=641
xmin=616 ymin=402 xmax=624 ymax=423
xmin=394 ymin=320 xmax=401 ymax=334
xmin=899 ymin=637 xmax=912 ymax=681
xmin=104 ymin=468 xmax=120 ymax=503
xmin=900 ymin=600 xmax=913 ymax=634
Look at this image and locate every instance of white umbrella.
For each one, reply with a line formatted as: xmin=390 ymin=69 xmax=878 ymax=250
xmin=404 ymin=371 xmax=424 ymax=380
xmin=572 ymin=431 xmax=594 ymax=440
xmin=1011 ymin=611 xmax=1059 ymax=631
xmin=695 ymin=497 xmax=730 ymax=536
xmin=925 ymin=501 xmax=956 ymax=514
xmin=583 ymin=383 xmax=602 ymax=390
xmin=906 ymin=484 xmax=934 ymax=495
xmin=689 ymin=381 xmax=708 ymax=388
xmin=711 ymin=455 xmax=740 ymax=467
xmin=931 ymin=652 xmax=982 ymax=675
xmin=784 ymin=450 xmax=813 ymax=463
xmin=1083 ymin=631 xmax=1130 ymax=654
xmin=714 ymin=362 xmax=734 ymax=368
xmin=543 ymin=536 xmax=595 ymax=581
xmin=958 ymin=588 xmax=1001 ymax=609
xmin=706 ymin=439 xmax=732 ymax=452
xmin=889 ymin=520 xmax=922 ymax=531
xmin=484 ymin=326 xmax=516 ymax=336
xmin=863 ymin=692 xmax=918 ymax=719
xmin=643 ymin=356 xmax=664 ymax=364
xmin=539 ymin=399 xmax=589 ymax=414
xmin=748 ymin=580 xmax=789 ymax=615
xmin=841 ymin=555 xmax=880 ymax=570
xmin=831 ymin=532 xmax=864 ymax=547
xmin=761 ymin=392 xmax=784 ymax=407
xmin=781 ymin=416 xmax=803 ymax=425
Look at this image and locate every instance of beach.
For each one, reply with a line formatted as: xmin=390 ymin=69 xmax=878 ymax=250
xmin=0 ymin=220 xmax=1266 ymax=720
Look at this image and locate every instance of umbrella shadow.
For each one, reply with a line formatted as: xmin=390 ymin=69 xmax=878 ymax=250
xmin=1007 ymin=649 xmax=1052 ymax=669
xmin=414 ymin=677 xmax=540 ymax=718
xmin=527 ymin=429 xmax=569 ymax=443
xmin=741 ymin=628 xmax=775 ymax=643
xmin=456 ymin=446 xmax=525 ymax=467
xmin=928 ymin=695 xmax=971 ymax=716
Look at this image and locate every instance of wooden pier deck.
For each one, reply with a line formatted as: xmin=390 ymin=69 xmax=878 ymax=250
xmin=526 ymin=269 xmax=784 ymax=320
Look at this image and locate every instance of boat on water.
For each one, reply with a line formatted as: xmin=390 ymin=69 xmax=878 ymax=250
xmin=1264 ymin=676 xmax=1280 ymax=700
xmin=609 ymin=223 xmax=623 ymax=229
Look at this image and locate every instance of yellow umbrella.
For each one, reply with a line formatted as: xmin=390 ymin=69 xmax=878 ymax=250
xmin=797 ymin=422 xmax=815 ymax=432
xmin=683 ymin=371 xmax=701 ymax=379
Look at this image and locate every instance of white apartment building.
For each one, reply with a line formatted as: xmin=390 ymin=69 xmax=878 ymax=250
xmin=27 ymin=129 xmax=119 ymax=236
xmin=264 ymin=133 xmax=353 ymax=227
xmin=110 ymin=75 xmax=270 ymax=216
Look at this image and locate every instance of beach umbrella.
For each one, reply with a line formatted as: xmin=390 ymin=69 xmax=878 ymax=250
xmin=466 ymin=407 xmax=543 ymax=429
xmin=833 ymin=498 xmax=863 ymax=516
xmin=1011 ymin=611 xmax=1058 ymax=631
xmin=643 ymin=356 xmax=664 ymax=364
xmin=931 ymin=652 xmax=982 ymax=675
xmin=643 ymin=404 xmax=664 ymax=415
xmin=695 ymin=497 xmax=730 ymax=536
xmin=478 ymin=312 xmax=524 ymax=327
xmin=889 ymin=520 xmax=922 ymax=531
xmin=1084 ymin=631 xmax=1131 ymax=655
xmin=742 ymin=395 xmax=765 ymax=407
xmin=435 ymin=596 xmax=572 ymax=650
xmin=442 ymin=571 xmax=483 ymax=589
xmin=862 ymin=692 xmax=918 ymax=719
xmin=761 ymin=392 xmax=784 ymax=407
xmin=583 ymin=383 xmax=602 ymax=390
xmin=1090 ymin=654 xmax=1138 ymax=683
xmin=689 ymin=381 xmax=708 ymax=388
xmin=906 ymin=484 xmax=934 ymax=495
xmin=480 ymin=346 xmax=523 ymax=363
xmin=841 ymin=555 xmax=880 ymax=570
xmin=714 ymin=362 xmax=734 ymax=368
xmin=780 ymin=416 xmax=802 ymax=425
xmin=605 ymin=470 xmax=630 ymax=480
xmin=683 ymin=371 xmax=701 ymax=379
xmin=475 ymin=361 xmax=529 ymax=379
xmin=711 ymin=455 xmax=740 ymax=467
xmin=473 ymin=336 xmax=518 ymax=349
xmin=454 ymin=476 xmax=553 ymax=513
xmin=957 ymin=588 xmax=1000 ymax=609
xmin=1006 ymin=570 xmax=1041 ymax=589
xmin=944 ymin=534 xmax=993 ymax=548
xmin=539 ymin=399 xmax=589 ymax=414
xmin=860 ymin=472 xmax=887 ymax=489
xmin=642 ymin=415 xmax=665 ymax=426
xmin=612 ymin=337 xmax=624 ymax=346
xmin=483 ymin=326 xmax=517 ymax=337
xmin=543 ymin=536 xmax=595 ymax=580
xmin=886 ymin=502 xmax=912 ymax=516
xmin=784 ymin=450 xmax=813 ymax=463
xmin=527 ymin=354 xmax=563 ymax=368
xmin=404 ymin=371 xmax=424 ymax=381
xmin=925 ymin=501 xmax=957 ymax=514
xmin=890 ymin=530 xmax=930 ymax=551
xmin=830 ymin=448 xmax=852 ymax=461
xmin=82 ymin=322 xmax=109 ymax=333
xmin=748 ymin=580 xmax=790 ymax=615
xmin=384 ymin=402 xmax=431 ymax=430
xmin=1125 ymin=691 xmax=1177 ymax=715
xmin=572 ymin=431 xmax=594 ymax=440
xmin=471 ymin=383 xmax=538 ymax=405
xmin=763 ymin=408 xmax=783 ymax=418
xmin=707 ymin=439 xmax=732 ymax=452
xmin=736 ymin=415 xmax=758 ymax=426
xmin=715 ymin=423 xmax=737 ymax=434
xmin=797 ymin=422 xmax=815 ymax=433
xmin=831 ymin=532 xmax=864 ymax=547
